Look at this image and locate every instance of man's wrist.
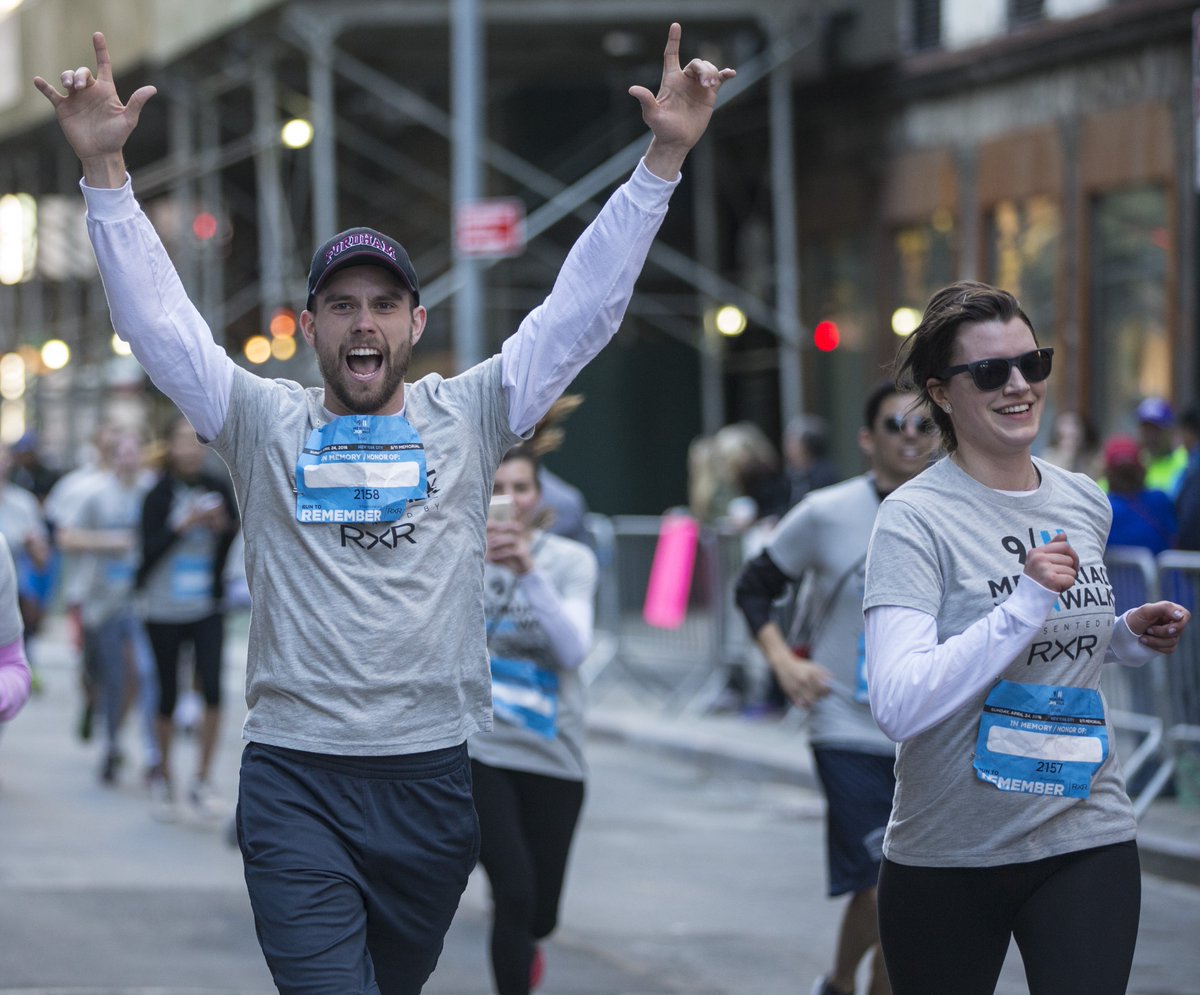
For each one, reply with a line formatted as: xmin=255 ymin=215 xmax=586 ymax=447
xmin=642 ymin=137 xmax=688 ymax=181
xmin=81 ymin=153 xmax=128 ymax=189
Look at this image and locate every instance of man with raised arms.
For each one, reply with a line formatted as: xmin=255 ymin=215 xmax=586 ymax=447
xmin=36 ymin=25 xmax=733 ymax=994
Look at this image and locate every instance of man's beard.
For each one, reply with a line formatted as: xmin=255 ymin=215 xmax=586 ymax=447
xmin=316 ymin=337 xmax=411 ymax=415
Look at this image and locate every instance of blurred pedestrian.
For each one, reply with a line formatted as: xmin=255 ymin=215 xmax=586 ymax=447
xmin=9 ymin=431 xmax=61 ymax=502
xmin=735 ymin=380 xmax=937 ymax=995
xmin=1040 ymin=409 xmax=1100 ymax=478
xmin=1102 ymin=435 xmax=1176 ymax=556
xmin=36 ymin=23 xmax=733 ymax=991
xmin=0 ymin=535 xmax=31 ymax=727
xmin=863 ymin=280 xmax=1191 ymax=995
xmin=1173 ymin=404 xmax=1200 ymax=551
xmin=58 ymin=428 xmax=158 ymax=785
xmin=692 ymin=421 xmax=789 ymax=712
xmin=136 ymin=415 xmax=238 ymax=819
xmin=1135 ymin=396 xmax=1188 ymax=497
xmin=689 ymin=421 xmax=788 ymax=529
xmin=471 ymin=445 xmax=597 ymax=995
xmin=43 ymin=423 xmax=121 ymax=740
xmin=782 ymin=414 xmax=840 ymax=510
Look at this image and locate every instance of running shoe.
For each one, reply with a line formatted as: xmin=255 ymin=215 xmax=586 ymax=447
xmin=189 ymin=779 xmax=226 ymax=821
xmin=99 ymin=750 xmax=123 ymax=785
xmin=148 ymin=773 xmax=177 ymax=823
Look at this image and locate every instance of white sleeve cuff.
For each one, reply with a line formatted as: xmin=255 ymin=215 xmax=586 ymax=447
xmin=79 ymin=176 xmax=139 ymax=222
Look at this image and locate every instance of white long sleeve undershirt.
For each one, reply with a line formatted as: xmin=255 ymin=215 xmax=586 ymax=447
xmin=865 ymin=577 xmax=1155 ymax=742
xmin=517 ymin=568 xmax=593 ymax=671
xmin=81 ymin=159 xmax=677 ymax=442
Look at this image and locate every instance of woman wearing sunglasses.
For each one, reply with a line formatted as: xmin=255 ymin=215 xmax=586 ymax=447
xmin=861 ymin=280 xmax=1191 ymax=995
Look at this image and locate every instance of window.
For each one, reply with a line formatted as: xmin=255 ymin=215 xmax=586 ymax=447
xmin=1088 ymin=186 xmax=1170 ymax=440
xmin=1009 ymin=0 xmax=1045 ymax=28
xmin=985 ymin=195 xmax=1061 ymax=342
xmin=893 ymin=210 xmax=956 ymax=318
xmin=911 ymin=0 xmax=942 ymax=52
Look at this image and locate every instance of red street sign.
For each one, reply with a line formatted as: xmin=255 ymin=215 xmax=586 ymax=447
xmin=454 ymin=198 xmax=526 ymax=258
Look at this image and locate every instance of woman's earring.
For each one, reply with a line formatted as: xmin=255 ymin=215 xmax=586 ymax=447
xmin=942 ymin=403 xmax=952 ymax=414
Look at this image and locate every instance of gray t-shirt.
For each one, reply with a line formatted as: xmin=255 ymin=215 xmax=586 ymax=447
xmin=468 ymin=531 xmax=598 ymax=781
xmin=766 ymin=474 xmax=893 ymax=755
xmin=0 ymin=484 xmax=45 ymax=569
xmin=74 ymin=473 xmax=149 ymax=628
xmin=864 ymin=455 xmax=1136 ymax=867
xmin=212 ymin=359 xmax=521 ymax=755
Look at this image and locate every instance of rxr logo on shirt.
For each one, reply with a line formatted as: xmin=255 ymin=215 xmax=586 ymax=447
xmin=340 ymin=523 xmax=416 ymax=549
xmin=1026 ymin=634 xmax=1100 ymax=665
xmin=337 ymin=467 xmax=441 ymax=551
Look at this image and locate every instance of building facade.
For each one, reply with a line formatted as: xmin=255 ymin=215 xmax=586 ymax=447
xmin=0 ymin=0 xmax=1195 ymax=510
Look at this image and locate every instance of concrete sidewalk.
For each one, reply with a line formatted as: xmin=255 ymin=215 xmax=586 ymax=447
xmin=584 ymin=675 xmax=1200 ymax=887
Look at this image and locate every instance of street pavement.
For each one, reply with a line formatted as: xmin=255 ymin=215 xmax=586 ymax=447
xmin=584 ymin=669 xmax=1200 ymax=887
xmin=2 ymin=616 xmax=1199 ymax=993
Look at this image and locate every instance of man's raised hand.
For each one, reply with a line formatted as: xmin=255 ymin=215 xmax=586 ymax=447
xmin=33 ymin=32 xmax=156 ymax=187
xmin=631 ymin=23 xmax=736 ymax=180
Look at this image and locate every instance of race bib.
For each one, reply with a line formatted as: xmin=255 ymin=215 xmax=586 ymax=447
xmin=490 ymin=655 xmax=559 ymax=740
xmin=170 ymin=553 xmax=213 ymax=601
xmin=295 ymin=414 xmax=426 ymax=524
xmin=973 ymin=680 xmax=1108 ymax=799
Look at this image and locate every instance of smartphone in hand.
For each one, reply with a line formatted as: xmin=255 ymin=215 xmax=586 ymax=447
xmin=488 ymin=494 xmax=515 ymax=523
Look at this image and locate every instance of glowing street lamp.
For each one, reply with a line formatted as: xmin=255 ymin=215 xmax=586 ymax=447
xmin=40 ymin=339 xmax=70 ymax=371
xmin=714 ymin=304 xmax=747 ymax=337
xmin=891 ymin=307 xmax=921 ymax=337
xmin=281 ymin=118 xmax=314 ymax=149
xmin=243 ymin=335 xmax=272 ymax=365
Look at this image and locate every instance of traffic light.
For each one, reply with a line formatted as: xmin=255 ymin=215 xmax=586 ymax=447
xmin=813 ymin=320 xmax=840 ymax=352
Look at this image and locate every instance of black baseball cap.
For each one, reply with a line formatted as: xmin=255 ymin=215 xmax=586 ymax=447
xmin=306 ymin=227 xmax=420 ymax=310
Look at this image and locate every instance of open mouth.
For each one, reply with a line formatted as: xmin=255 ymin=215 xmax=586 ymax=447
xmin=346 ymin=346 xmax=383 ymax=379
xmin=997 ymin=402 xmax=1032 ymax=417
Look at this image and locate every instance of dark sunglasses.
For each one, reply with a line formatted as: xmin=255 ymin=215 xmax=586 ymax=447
xmin=882 ymin=414 xmax=937 ymax=436
xmin=935 ymin=348 xmax=1054 ymax=392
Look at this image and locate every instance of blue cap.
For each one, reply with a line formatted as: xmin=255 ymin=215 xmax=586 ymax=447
xmin=1136 ymin=397 xmax=1174 ymax=427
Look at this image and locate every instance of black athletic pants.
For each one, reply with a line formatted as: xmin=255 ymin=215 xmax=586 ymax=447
xmin=471 ymin=759 xmax=585 ymax=995
xmin=877 ymin=840 xmax=1141 ymax=995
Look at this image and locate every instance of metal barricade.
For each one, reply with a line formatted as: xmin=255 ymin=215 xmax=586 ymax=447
xmin=583 ymin=514 xmax=741 ymax=712
xmin=1152 ymin=550 xmax=1200 ymax=807
xmin=1102 ymin=546 xmax=1168 ymax=817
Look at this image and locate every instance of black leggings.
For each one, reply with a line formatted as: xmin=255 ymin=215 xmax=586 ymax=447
xmin=471 ymin=760 xmax=585 ymax=995
xmin=877 ymin=840 xmax=1141 ymax=995
xmin=145 ymin=613 xmax=225 ymax=717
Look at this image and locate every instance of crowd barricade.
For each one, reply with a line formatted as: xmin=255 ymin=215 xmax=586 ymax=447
xmin=1104 ymin=546 xmax=1200 ymax=814
xmin=1151 ymin=550 xmax=1200 ymax=807
xmin=582 ymin=513 xmax=748 ymax=713
xmin=1102 ymin=546 xmax=1167 ymax=817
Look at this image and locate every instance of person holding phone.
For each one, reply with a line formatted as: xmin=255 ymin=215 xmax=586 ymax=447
xmin=137 ymin=414 xmax=238 ymax=820
xmin=470 ymin=445 xmax=597 ymax=995
xmin=862 ymin=281 xmax=1191 ymax=994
